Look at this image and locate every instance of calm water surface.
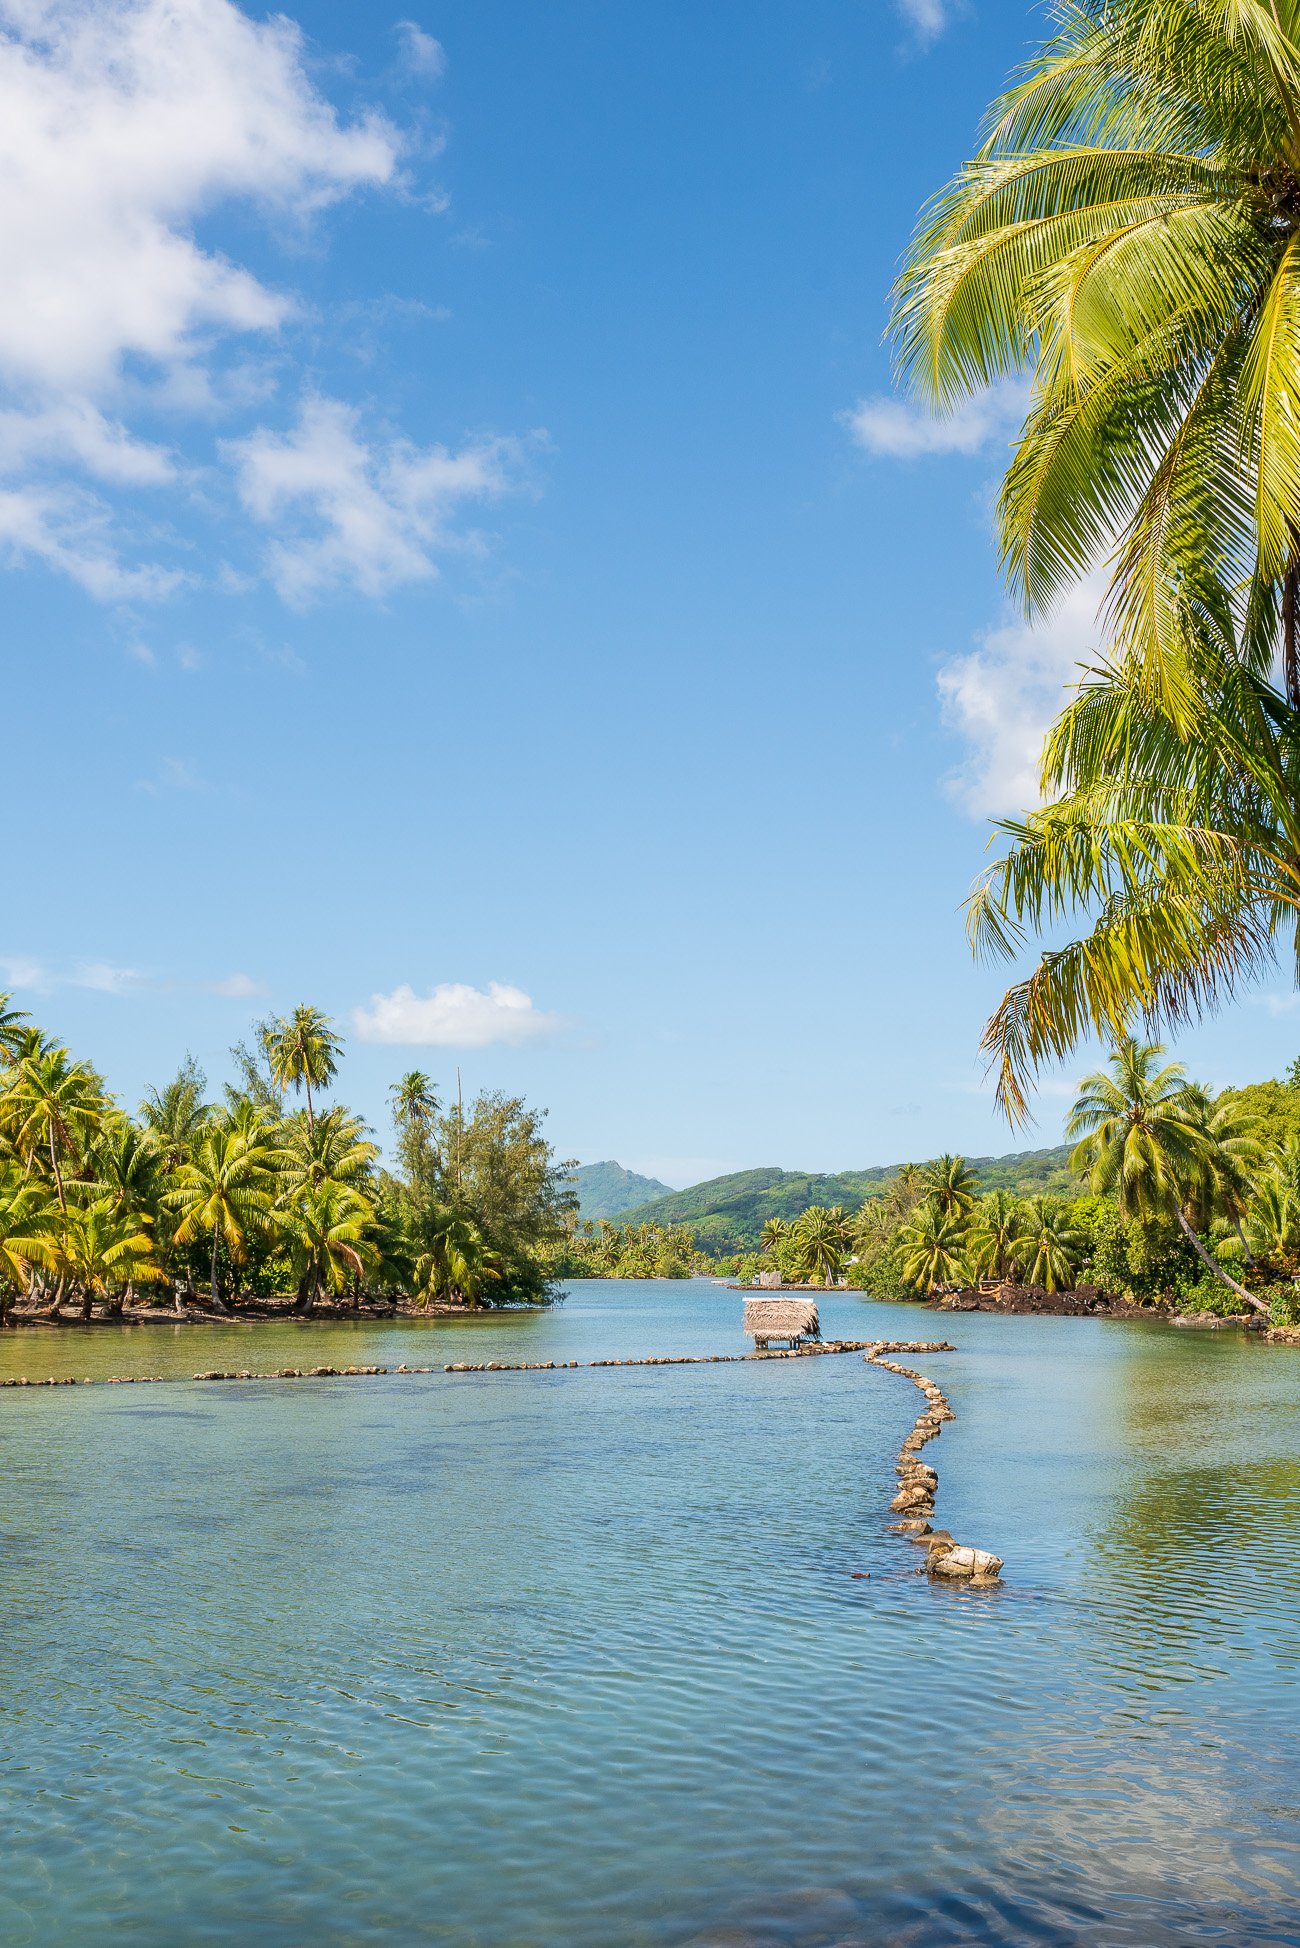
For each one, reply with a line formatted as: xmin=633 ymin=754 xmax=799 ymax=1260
xmin=2 ymin=1281 xmax=1298 ymax=1946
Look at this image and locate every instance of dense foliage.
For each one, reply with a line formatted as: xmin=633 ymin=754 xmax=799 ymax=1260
xmin=0 ymin=996 xmax=575 ymax=1322
xmin=570 ymin=1161 xmax=673 ymax=1221
xmin=553 ymin=1220 xmax=702 ymax=1281
xmin=840 ymin=1042 xmax=1300 ymax=1322
xmin=893 ymin=0 xmax=1300 ymax=1117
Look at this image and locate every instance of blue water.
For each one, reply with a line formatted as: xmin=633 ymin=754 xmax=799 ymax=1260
xmin=2 ymin=1281 xmax=1298 ymax=1945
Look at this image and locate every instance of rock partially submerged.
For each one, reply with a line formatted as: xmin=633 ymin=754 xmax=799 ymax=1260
xmin=927 ymin=1543 xmax=1003 ymax=1583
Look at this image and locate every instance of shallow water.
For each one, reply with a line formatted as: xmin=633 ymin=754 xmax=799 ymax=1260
xmin=2 ymin=1281 xmax=1299 ymax=1946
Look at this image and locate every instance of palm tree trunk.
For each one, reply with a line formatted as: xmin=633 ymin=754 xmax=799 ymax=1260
xmin=1285 ymin=553 xmax=1300 ymax=712
xmin=1174 ymin=1209 xmax=1266 ymax=1314
xmin=211 ymin=1225 xmax=221 ymax=1311
xmin=48 ymin=1125 xmax=65 ymax=1212
xmin=304 ymin=1076 xmax=314 ymax=1136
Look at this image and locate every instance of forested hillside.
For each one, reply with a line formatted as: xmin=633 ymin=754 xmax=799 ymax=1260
xmin=617 ymin=1147 xmax=1077 ymax=1256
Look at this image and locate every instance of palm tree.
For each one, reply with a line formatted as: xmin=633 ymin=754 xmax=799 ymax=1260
xmin=0 ymin=1046 xmax=104 ymax=1209
xmin=139 ymin=1060 xmax=210 ymax=1171
xmin=391 ymin=1071 xmax=439 ymax=1134
xmin=1010 ymin=1195 xmax=1085 ymax=1293
xmin=414 ymin=1209 xmax=502 ymax=1309
xmin=0 ymin=1166 xmax=59 ymax=1325
xmin=760 ymin=1215 xmax=790 ymax=1254
xmin=281 ymin=1107 xmax=378 ymax=1198
xmin=919 ymin=1154 xmax=978 ymax=1222
xmin=1068 ymin=1038 xmax=1263 ymax=1309
xmin=0 ymin=992 xmax=30 ymax=1065
xmin=287 ymin=1182 xmax=373 ymax=1313
xmin=791 ymin=1205 xmax=849 ymax=1285
xmin=263 ymin=1006 xmax=342 ymax=1135
xmin=58 ymin=1196 xmax=159 ymax=1321
xmin=167 ymin=1123 xmax=279 ymax=1312
xmin=893 ymin=0 xmax=1300 ymax=721
xmin=967 ymin=635 xmax=1300 ymax=1120
xmin=967 ymin=1188 xmax=1025 ymax=1282
xmin=897 ymin=1200 xmax=971 ymax=1295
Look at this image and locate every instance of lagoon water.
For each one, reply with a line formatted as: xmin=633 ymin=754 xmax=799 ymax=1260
xmin=2 ymin=1280 xmax=1299 ymax=1946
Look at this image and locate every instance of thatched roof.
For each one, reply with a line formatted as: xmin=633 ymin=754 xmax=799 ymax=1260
xmin=744 ymin=1297 xmax=820 ymax=1340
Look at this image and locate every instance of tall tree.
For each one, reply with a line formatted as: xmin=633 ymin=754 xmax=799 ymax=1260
xmin=893 ymin=0 xmax=1300 ymax=720
xmin=167 ymin=1123 xmax=280 ymax=1312
xmin=263 ymin=1006 xmax=342 ymax=1135
xmin=1067 ymin=1039 xmax=1264 ymax=1309
xmin=897 ymin=1201 xmax=971 ymax=1294
xmin=0 ymin=1046 xmax=104 ymax=1210
xmin=919 ymin=1154 xmax=978 ymax=1221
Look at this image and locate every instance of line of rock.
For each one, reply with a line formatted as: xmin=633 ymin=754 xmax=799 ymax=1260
xmin=865 ymin=1341 xmax=1003 ymax=1585
xmin=0 ymin=1339 xmax=885 ymax=1388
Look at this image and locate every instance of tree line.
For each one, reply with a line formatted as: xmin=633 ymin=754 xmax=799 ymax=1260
xmin=727 ymin=1043 xmax=1300 ymax=1327
xmin=0 ymin=994 xmax=575 ymax=1323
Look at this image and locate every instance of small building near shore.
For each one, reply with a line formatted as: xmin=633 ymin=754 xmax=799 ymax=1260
xmin=743 ymin=1296 xmax=820 ymax=1348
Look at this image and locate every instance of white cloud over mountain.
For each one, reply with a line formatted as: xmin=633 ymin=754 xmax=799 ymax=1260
xmin=352 ymin=981 xmax=565 ymax=1048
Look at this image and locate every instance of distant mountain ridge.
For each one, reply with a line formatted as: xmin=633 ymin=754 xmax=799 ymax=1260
xmin=616 ymin=1146 xmax=1078 ymax=1255
xmin=571 ymin=1160 xmax=674 ymax=1221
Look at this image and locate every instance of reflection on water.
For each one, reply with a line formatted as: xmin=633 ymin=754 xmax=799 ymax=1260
xmin=1 ymin=1283 xmax=1298 ymax=1946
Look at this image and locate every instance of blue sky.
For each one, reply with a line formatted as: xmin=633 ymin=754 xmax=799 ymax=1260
xmin=3 ymin=0 xmax=1295 ymax=1185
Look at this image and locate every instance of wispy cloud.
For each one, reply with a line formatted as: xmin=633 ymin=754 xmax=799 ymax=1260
xmin=0 ymin=956 xmax=264 ymax=1000
xmin=352 ymin=980 xmax=566 ymax=1048
xmin=896 ymin=0 xmax=956 ymax=47
xmin=842 ymin=381 xmax=1026 ymax=459
xmin=937 ymin=574 xmax=1107 ymax=820
xmin=394 ymin=20 xmax=446 ymax=79
xmin=224 ymin=396 xmax=532 ymax=604
xmin=1248 ymin=991 xmax=1300 ymax=1018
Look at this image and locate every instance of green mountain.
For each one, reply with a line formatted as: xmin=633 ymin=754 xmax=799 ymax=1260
xmin=617 ymin=1146 xmax=1078 ymax=1256
xmin=571 ymin=1160 xmax=675 ymax=1222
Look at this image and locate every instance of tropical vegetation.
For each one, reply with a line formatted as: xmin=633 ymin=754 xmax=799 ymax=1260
xmin=893 ymin=0 xmax=1300 ymax=1120
xmin=0 ymin=996 xmax=575 ymax=1324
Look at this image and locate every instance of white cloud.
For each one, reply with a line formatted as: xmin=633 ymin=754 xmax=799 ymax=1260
xmin=1248 ymin=992 xmax=1300 ymax=1018
xmin=0 ymin=955 xmax=48 ymax=991
xmin=72 ymin=960 xmax=143 ymax=993
xmin=352 ymin=980 xmax=565 ymax=1048
xmin=937 ymin=575 xmax=1107 ymax=819
xmin=843 ymin=381 xmax=1026 ymax=459
xmin=394 ymin=20 xmax=446 ymax=78
xmin=224 ymin=395 xmax=526 ymax=604
xmin=207 ymin=972 xmax=265 ymax=999
xmin=0 ymin=483 xmax=186 ymax=600
xmin=0 ymin=0 xmax=402 ymax=599
xmin=0 ymin=0 xmax=397 ymax=396
xmin=897 ymin=0 xmax=953 ymax=46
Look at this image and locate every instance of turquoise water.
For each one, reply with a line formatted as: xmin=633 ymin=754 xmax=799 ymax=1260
xmin=2 ymin=1281 xmax=1299 ymax=1946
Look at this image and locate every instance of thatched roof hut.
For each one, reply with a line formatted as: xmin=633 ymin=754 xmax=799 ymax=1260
xmin=744 ymin=1297 xmax=820 ymax=1346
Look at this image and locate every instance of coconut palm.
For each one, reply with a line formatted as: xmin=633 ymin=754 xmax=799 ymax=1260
xmin=0 ymin=1166 xmax=60 ymax=1324
xmin=0 ymin=1046 xmax=105 ymax=1209
xmin=1067 ymin=1038 xmax=1263 ymax=1308
xmin=897 ymin=1200 xmax=971 ymax=1295
xmin=286 ymin=1182 xmax=373 ymax=1313
xmin=1010 ymin=1195 xmax=1085 ymax=1293
xmin=966 ymin=1188 xmax=1025 ymax=1282
xmin=967 ymin=634 xmax=1300 ymax=1120
xmin=58 ymin=1196 xmax=159 ymax=1321
xmin=760 ymin=1215 xmax=791 ymax=1254
xmin=139 ymin=1060 xmax=210 ymax=1171
xmin=919 ymin=1154 xmax=978 ymax=1221
xmin=280 ymin=1107 xmax=378 ymax=1198
xmin=391 ymin=1071 xmax=439 ymax=1134
xmin=791 ymin=1205 xmax=849 ymax=1285
xmin=413 ymin=1208 xmax=503 ymax=1309
xmin=263 ymin=1005 xmax=342 ymax=1135
xmin=0 ymin=992 xmax=30 ymax=1065
xmin=893 ymin=0 xmax=1300 ymax=721
xmin=167 ymin=1123 xmax=280 ymax=1312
